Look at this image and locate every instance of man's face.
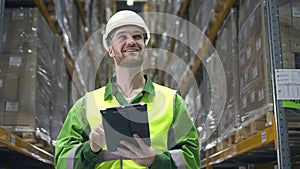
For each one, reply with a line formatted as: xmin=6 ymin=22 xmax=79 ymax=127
xmin=108 ymin=26 xmax=146 ymax=67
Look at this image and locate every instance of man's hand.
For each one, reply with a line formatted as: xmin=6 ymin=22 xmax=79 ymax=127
xmin=89 ymin=123 xmax=106 ymax=153
xmin=118 ymin=134 xmax=156 ymax=167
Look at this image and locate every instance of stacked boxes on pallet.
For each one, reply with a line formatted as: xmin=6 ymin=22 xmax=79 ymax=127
xmin=201 ymin=0 xmax=300 ymax=153
xmin=0 ymin=8 xmax=53 ymax=136
xmin=238 ymin=2 xmax=273 ymax=126
xmin=215 ymin=8 xmax=240 ymax=143
xmin=279 ymin=0 xmax=300 ymax=68
xmin=50 ymin=35 xmax=70 ymax=141
xmin=238 ymin=0 xmax=300 ymax=128
xmin=0 ymin=7 xmax=69 ymax=147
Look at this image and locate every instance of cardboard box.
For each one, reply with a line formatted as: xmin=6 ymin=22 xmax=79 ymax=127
xmin=254 ymin=31 xmax=264 ymax=57
xmin=282 ymin=52 xmax=296 ymax=68
xmin=251 ymin=4 xmax=263 ymax=36
xmin=239 ymin=0 xmax=254 ymax=27
xmin=280 ymin=26 xmax=291 ymax=52
xmin=279 ymin=2 xmax=293 ymax=26
xmin=240 ymin=77 xmax=272 ymax=124
xmin=251 ymin=56 xmax=261 ymax=81
xmin=2 ymin=8 xmax=39 ymax=55
xmin=289 ymin=26 xmax=300 ymax=53
xmin=0 ymin=101 xmax=5 ymax=124
xmin=246 ymin=36 xmax=256 ymax=62
xmin=0 ymin=74 xmax=19 ymax=101
xmin=239 ymin=48 xmax=246 ymax=70
xmin=291 ymin=2 xmax=300 ymax=26
xmin=239 ymin=22 xmax=250 ymax=50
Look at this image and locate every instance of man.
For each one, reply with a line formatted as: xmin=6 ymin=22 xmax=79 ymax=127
xmin=55 ymin=10 xmax=200 ymax=169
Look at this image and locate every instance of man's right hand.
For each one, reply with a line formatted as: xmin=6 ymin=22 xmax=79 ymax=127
xmin=89 ymin=123 xmax=106 ymax=153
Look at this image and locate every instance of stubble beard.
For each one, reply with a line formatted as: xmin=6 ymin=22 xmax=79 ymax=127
xmin=118 ymin=51 xmax=145 ymax=68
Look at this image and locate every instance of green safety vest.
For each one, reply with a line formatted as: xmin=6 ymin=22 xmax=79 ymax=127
xmin=86 ymin=83 xmax=176 ymax=169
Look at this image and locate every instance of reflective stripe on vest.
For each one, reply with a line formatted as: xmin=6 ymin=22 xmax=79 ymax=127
xmin=86 ymin=83 xmax=176 ymax=169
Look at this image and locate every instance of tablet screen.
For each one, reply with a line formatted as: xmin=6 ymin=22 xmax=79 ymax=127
xmin=100 ymin=103 xmax=151 ymax=154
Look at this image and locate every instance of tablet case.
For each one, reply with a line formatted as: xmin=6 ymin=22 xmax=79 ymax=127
xmin=100 ymin=103 xmax=151 ymax=154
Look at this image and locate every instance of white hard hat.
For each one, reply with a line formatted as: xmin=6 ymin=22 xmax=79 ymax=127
xmin=103 ymin=10 xmax=151 ymax=51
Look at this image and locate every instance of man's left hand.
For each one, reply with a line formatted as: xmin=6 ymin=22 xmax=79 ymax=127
xmin=118 ymin=134 xmax=156 ymax=167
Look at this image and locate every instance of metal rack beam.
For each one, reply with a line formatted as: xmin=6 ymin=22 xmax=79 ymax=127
xmin=33 ymin=0 xmax=58 ymax=34
xmin=203 ymin=121 xmax=277 ymax=167
xmin=0 ymin=127 xmax=54 ymax=167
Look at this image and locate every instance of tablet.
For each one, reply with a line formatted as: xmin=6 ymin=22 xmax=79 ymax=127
xmin=100 ymin=103 xmax=151 ymax=154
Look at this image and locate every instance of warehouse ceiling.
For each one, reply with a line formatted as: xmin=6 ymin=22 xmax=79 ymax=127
xmin=4 ymin=0 xmax=35 ymax=7
xmin=116 ymin=0 xmax=146 ymax=13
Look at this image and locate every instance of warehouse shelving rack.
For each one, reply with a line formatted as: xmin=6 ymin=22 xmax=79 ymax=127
xmin=0 ymin=0 xmax=93 ymax=167
xmin=0 ymin=127 xmax=54 ymax=168
xmin=0 ymin=1 xmax=54 ymax=167
xmin=195 ymin=0 xmax=299 ymax=168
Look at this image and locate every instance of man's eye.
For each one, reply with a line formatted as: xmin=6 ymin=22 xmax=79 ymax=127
xmin=117 ymin=35 xmax=127 ymax=40
xmin=133 ymin=34 xmax=143 ymax=40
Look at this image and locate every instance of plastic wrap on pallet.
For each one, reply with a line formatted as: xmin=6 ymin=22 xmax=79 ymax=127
xmin=166 ymin=0 xmax=183 ymax=15
xmin=144 ymin=11 xmax=185 ymax=84
xmin=188 ymin=0 xmax=203 ymax=30
xmin=279 ymin=0 xmax=300 ymax=54
xmin=200 ymin=51 xmax=227 ymax=144
xmin=54 ymin=0 xmax=82 ymax=60
xmin=53 ymin=0 xmax=64 ymax=31
xmin=36 ymin=42 xmax=52 ymax=142
xmin=198 ymin=0 xmax=217 ymax=31
xmin=215 ymin=9 xmax=240 ymax=141
xmin=188 ymin=0 xmax=217 ymax=30
xmin=165 ymin=23 xmax=191 ymax=90
xmin=194 ymin=82 xmax=206 ymax=138
xmin=0 ymin=8 xmax=53 ymax=142
xmin=50 ymin=35 xmax=70 ymax=140
xmin=184 ymin=82 xmax=201 ymax=122
xmin=53 ymin=0 xmax=73 ymax=57
xmin=105 ymin=0 xmax=113 ymax=21
xmin=89 ymin=0 xmax=101 ymax=35
xmin=238 ymin=1 xmax=273 ymax=126
xmin=72 ymin=25 xmax=109 ymax=100
xmin=148 ymin=0 xmax=167 ymax=13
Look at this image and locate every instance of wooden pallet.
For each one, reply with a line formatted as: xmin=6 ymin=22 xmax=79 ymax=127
xmin=216 ymin=131 xmax=237 ymax=152
xmin=206 ymin=146 xmax=218 ymax=157
xmin=21 ymin=131 xmax=54 ymax=153
xmin=236 ymin=111 xmax=274 ymax=141
xmin=0 ymin=126 xmax=54 ymax=154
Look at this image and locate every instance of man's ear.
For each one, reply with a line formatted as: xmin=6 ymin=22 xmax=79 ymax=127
xmin=108 ymin=47 xmax=114 ymax=58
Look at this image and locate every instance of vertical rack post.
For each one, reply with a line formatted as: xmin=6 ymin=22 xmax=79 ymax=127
xmin=0 ymin=0 xmax=5 ymax=57
xmin=265 ymin=0 xmax=291 ymax=168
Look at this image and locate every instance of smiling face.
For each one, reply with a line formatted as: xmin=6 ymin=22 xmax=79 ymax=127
xmin=108 ymin=26 xmax=146 ymax=68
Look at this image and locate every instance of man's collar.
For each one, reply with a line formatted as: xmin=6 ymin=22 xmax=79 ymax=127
xmin=104 ymin=75 xmax=155 ymax=100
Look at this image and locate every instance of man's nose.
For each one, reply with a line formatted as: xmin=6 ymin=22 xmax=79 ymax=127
xmin=125 ymin=36 xmax=136 ymax=45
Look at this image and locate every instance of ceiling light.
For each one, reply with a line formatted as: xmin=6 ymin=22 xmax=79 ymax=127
xmin=127 ymin=0 xmax=134 ymax=6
